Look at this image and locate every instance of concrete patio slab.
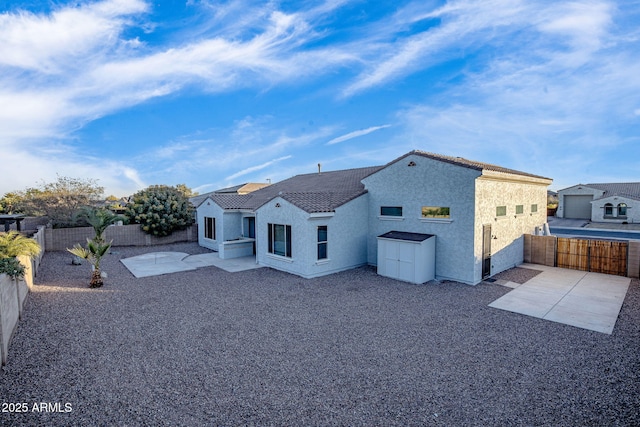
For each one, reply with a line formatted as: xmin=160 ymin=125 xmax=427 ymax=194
xmin=121 ymin=251 xmax=262 ymax=278
xmin=120 ymin=252 xmax=196 ymax=278
xmin=490 ymin=264 xmax=631 ymax=334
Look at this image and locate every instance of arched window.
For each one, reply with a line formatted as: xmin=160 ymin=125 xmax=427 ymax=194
xmin=618 ymin=203 xmax=627 ymax=217
xmin=604 ymin=203 xmax=613 ymax=217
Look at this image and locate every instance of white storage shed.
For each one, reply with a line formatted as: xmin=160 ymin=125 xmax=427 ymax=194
xmin=376 ymin=231 xmax=435 ymax=284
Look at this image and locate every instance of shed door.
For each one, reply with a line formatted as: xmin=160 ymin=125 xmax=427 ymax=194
xmin=382 ymin=240 xmax=415 ymax=283
xmin=564 ymin=195 xmax=593 ymax=219
xmin=397 ymin=242 xmax=415 ymax=283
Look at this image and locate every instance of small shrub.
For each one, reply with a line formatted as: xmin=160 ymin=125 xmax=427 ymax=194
xmin=124 ymin=185 xmax=194 ymax=237
xmin=0 ymin=258 xmax=25 ymax=279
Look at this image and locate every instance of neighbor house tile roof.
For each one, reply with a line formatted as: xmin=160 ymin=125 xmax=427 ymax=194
xmin=585 ymin=183 xmax=640 ymax=201
xmin=190 ymin=182 xmax=271 ymax=206
xmin=391 ymin=150 xmax=552 ymax=181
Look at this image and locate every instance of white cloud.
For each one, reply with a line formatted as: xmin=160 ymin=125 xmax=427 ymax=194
xmin=327 ymin=125 xmax=392 ymax=145
xmin=225 ymin=155 xmax=293 ymax=181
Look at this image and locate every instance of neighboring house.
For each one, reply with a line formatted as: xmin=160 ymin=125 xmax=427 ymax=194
xmin=196 ymin=150 xmax=552 ymax=285
xmin=556 ymin=183 xmax=640 ymax=223
xmin=189 ymin=182 xmax=270 ymax=207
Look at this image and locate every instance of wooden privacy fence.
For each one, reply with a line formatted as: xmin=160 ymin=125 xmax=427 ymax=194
xmin=524 ymin=234 xmax=640 ymax=278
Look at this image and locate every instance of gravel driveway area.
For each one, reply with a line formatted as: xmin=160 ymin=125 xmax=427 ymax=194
xmin=1 ymin=243 xmax=639 ymax=426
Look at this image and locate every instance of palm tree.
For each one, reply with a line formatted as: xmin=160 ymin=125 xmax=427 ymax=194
xmin=0 ymin=231 xmax=41 ymax=258
xmin=67 ymin=239 xmax=111 ymax=288
xmin=75 ymin=207 xmax=123 ymax=243
xmin=67 ymin=207 xmax=122 ymax=288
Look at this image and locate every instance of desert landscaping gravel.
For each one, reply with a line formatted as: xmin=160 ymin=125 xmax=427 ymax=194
xmin=1 ymin=242 xmax=639 ymax=426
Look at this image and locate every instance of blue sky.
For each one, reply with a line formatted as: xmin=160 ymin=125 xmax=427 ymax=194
xmin=1 ymin=0 xmax=639 ymax=197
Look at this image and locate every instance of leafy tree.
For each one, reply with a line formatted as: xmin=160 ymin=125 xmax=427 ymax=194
xmin=125 ymin=185 xmax=194 ymax=237
xmin=175 ymin=184 xmax=198 ymax=198
xmin=2 ymin=176 xmax=104 ymax=227
xmin=0 ymin=192 xmax=23 ymax=214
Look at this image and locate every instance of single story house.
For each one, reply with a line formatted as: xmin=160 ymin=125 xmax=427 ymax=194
xmin=556 ymin=183 xmax=640 ymax=223
xmin=196 ymin=150 xmax=552 ymax=285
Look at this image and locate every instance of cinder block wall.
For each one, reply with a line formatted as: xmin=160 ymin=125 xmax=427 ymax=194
xmin=45 ymin=225 xmax=197 ymax=251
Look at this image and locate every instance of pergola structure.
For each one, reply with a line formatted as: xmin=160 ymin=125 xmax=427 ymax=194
xmin=0 ymin=214 xmax=26 ymax=232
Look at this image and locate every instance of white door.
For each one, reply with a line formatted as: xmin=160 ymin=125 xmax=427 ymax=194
xmin=383 ymin=240 xmax=399 ymax=278
xmin=397 ymin=242 xmax=415 ymax=282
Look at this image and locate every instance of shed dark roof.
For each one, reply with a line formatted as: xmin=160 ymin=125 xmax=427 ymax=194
xmin=378 ymin=231 xmax=434 ymax=242
xmin=389 ymin=150 xmax=551 ymax=181
xmin=585 ymin=182 xmax=640 ymax=201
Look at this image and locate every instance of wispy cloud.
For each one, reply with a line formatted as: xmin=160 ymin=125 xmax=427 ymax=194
xmin=394 ymin=0 xmax=640 ymax=189
xmin=327 ymin=125 xmax=392 ymax=145
xmin=225 ymin=155 xmax=293 ymax=182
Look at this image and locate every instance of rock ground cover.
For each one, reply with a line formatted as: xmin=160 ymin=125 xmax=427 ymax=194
xmin=1 ymin=242 xmax=638 ymax=426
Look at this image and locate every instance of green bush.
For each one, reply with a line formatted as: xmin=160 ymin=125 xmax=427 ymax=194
xmin=125 ymin=185 xmax=194 ymax=237
xmin=0 ymin=258 xmax=25 ymax=279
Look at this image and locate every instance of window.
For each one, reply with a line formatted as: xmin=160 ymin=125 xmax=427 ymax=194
xmin=268 ymin=223 xmax=292 ymax=257
xmin=618 ymin=203 xmax=627 ymax=217
xmin=204 ymin=217 xmax=216 ymax=240
xmin=380 ymin=206 xmax=403 ymax=217
xmin=317 ymin=226 xmax=328 ymax=260
xmin=531 ymin=204 xmax=538 ymax=213
xmin=604 ymin=203 xmax=613 ymax=217
xmin=515 ymin=205 xmax=524 ymax=215
xmin=496 ymin=206 xmax=507 ymax=217
xmin=422 ymin=206 xmax=450 ymax=219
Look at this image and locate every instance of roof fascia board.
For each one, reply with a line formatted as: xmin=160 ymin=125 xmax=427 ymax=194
xmin=478 ymin=170 xmax=552 ymax=185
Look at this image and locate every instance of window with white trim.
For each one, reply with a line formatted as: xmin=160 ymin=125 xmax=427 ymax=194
xmin=422 ymin=206 xmax=450 ymax=219
xmin=496 ymin=206 xmax=507 ymax=217
xmin=380 ymin=206 xmax=403 ymax=217
xmin=604 ymin=203 xmax=613 ymax=217
xmin=531 ymin=204 xmax=538 ymax=213
xmin=515 ymin=205 xmax=524 ymax=215
xmin=317 ymin=226 xmax=328 ymax=260
xmin=618 ymin=203 xmax=627 ymax=217
xmin=268 ymin=223 xmax=292 ymax=257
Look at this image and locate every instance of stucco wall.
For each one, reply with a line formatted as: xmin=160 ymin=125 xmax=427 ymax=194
xmin=474 ymin=174 xmax=549 ymax=283
xmin=197 ymin=199 xmax=224 ymax=251
xmin=256 ymin=196 xmax=369 ymax=278
xmin=362 ymin=153 xmax=481 ymax=284
xmin=591 ymin=195 xmax=640 ymax=224
xmin=1 ymin=274 xmax=21 ymax=365
xmin=556 ymin=185 xmax=604 ymax=219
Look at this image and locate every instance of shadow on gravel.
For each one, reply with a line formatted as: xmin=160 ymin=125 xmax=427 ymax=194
xmin=1 ymin=243 xmax=638 ymax=427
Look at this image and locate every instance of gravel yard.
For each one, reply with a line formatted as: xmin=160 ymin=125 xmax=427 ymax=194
xmin=1 ymin=243 xmax=639 ymax=426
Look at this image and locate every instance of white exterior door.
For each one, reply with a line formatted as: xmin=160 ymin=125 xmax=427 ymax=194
xmin=397 ymin=242 xmax=415 ymax=283
xmin=379 ymin=239 xmax=415 ymax=283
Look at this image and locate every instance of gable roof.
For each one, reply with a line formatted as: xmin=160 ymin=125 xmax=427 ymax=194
xmin=389 ymin=150 xmax=551 ymax=181
xmin=199 ymin=166 xmax=383 ymax=213
xmin=583 ymin=182 xmax=640 ymax=201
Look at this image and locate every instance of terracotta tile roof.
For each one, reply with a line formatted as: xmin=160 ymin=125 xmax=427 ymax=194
xmin=392 ymin=150 xmax=552 ymax=181
xmin=586 ymin=182 xmax=640 ymax=201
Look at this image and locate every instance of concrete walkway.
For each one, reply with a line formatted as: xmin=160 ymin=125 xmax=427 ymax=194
xmin=489 ymin=264 xmax=631 ymax=334
xmin=121 ymin=251 xmax=262 ymax=278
